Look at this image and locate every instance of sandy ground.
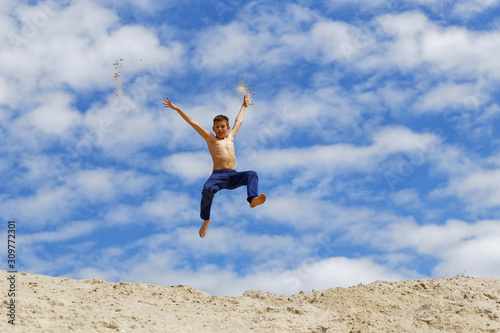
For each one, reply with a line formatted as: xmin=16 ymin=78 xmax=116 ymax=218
xmin=1 ymin=270 xmax=499 ymax=332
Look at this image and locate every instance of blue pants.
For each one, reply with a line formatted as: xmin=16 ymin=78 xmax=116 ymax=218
xmin=200 ymin=169 xmax=259 ymax=220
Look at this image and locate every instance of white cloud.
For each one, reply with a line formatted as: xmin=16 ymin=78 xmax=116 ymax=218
xmin=72 ymin=168 xmax=154 ymax=202
xmin=192 ymin=3 xmax=320 ymax=71
xmin=162 ymin=151 xmax=213 ymax=183
xmin=433 ymin=221 xmax=500 ymax=277
xmin=124 ymin=254 xmax=405 ymax=296
xmin=1 ymin=185 xmax=77 ymax=226
xmin=255 ymin=193 xmax=364 ymax=230
xmin=1 ymin=0 xmax=181 ymax=109
xmin=323 ymin=0 xmax=388 ymax=10
xmin=254 ymin=127 xmax=437 ymax=175
xmin=275 ymin=256 xmax=405 ymax=295
xmin=427 ymin=145 xmax=474 ymax=178
xmin=83 ymin=101 xmax=168 ymax=160
xmin=0 ymin=76 xmax=17 ymax=106
xmin=162 ymin=227 xmax=306 ymax=264
xmin=371 ymin=218 xmax=500 ymax=278
xmin=377 ymin=83 xmax=417 ymax=116
xmin=3 ymin=1 xmax=117 ymax=89
xmin=392 ymin=188 xmax=422 ymax=208
xmin=304 ymin=20 xmax=365 ymax=62
xmin=103 ymin=204 xmax=143 ymax=226
xmin=1 ymin=167 xmax=155 ymax=226
xmin=425 ymin=144 xmax=500 ymax=213
xmin=141 ymin=190 xmax=198 ymax=226
xmin=327 ymin=0 xmax=500 ymax=20
xmin=18 ymin=153 xmax=65 ymax=187
xmin=452 ymin=0 xmax=500 ymax=19
xmin=70 ymin=222 xmax=406 ymax=296
xmin=414 ymin=82 xmax=477 ymax=113
xmin=376 ymin=11 xmax=500 ymax=77
xmin=447 ymin=169 xmax=500 ymax=211
xmin=97 ymin=0 xmax=181 ymax=14
xmin=28 ymin=92 xmax=82 ymax=135
xmin=21 ymin=220 xmax=96 ymax=245
xmin=383 ymin=219 xmax=471 ymax=254
xmin=192 ymin=3 xmax=383 ymax=72
xmin=194 ymin=22 xmax=256 ymax=71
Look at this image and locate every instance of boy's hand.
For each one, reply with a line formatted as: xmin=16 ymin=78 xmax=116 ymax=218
xmin=162 ymin=97 xmax=179 ymax=111
xmin=242 ymin=93 xmax=254 ymax=108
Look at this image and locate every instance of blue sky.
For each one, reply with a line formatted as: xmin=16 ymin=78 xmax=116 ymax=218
xmin=1 ymin=0 xmax=500 ymax=296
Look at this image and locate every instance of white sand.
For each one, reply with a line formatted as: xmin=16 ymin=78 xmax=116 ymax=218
xmin=1 ymin=270 xmax=499 ymax=332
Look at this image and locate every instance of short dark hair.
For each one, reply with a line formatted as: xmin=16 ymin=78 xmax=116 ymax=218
xmin=213 ymin=115 xmax=229 ymax=126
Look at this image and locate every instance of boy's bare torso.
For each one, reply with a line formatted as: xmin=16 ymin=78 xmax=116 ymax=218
xmin=206 ymin=136 xmax=236 ymax=170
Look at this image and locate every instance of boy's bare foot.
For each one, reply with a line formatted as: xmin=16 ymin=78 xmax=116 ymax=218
xmin=199 ymin=220 xmax=211 ymax=238
xmin=250 ymin=194 xmax=267 ymax=208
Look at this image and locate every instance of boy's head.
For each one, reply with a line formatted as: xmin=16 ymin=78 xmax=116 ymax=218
xmin=213 ymin=115 xmax=230 ymax=139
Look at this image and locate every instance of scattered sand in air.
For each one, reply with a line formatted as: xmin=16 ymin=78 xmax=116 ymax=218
xmin=113 ymin=58 xmax=131 ymax=113
xmin=234 ymin=78 xmax=255 ymax=97
xmin=113 ymin=58 xmax=124 ymax=98
xmin=2 ymin=270 xmax=500 ymax=332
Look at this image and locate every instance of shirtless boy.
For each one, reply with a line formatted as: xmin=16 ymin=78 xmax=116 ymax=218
xmin=162 ymin=94 xmax=266 ymax=238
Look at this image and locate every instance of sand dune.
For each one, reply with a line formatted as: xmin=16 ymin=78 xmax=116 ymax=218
xmin=1 ymin=270 xmax=499 ymax=332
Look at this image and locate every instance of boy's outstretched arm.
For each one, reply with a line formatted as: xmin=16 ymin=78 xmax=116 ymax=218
xmin=228 ymin=93 xmax=253 ymax=139
xmin=163 ymin=97 xmax=212 ymax=140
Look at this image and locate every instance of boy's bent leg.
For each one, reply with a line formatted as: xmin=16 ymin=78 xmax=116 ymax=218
xmin=200 ymin=176 xmax=222 ymax=221
xmin=200 ymin=188 xmax=215 ymax=221
xmin=199 ymin=220 xmax=211 ymax=238
xmin=235 ymin=171 xmax=265 ymax=207
xmin=244 ymin=171 xmax=259 ymax=199
xmin=227 ymin=170 xmax=259 ymax=202
xmin=199 ymin=172 xmax=226 ymax=238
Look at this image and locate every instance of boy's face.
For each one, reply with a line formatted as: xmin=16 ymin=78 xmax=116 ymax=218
xmin=213 ymin=120 xmax=230 ymax=139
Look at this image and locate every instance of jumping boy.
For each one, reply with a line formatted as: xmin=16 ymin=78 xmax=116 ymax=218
xmin=162 ymin=94 xmax=266 ymax=238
